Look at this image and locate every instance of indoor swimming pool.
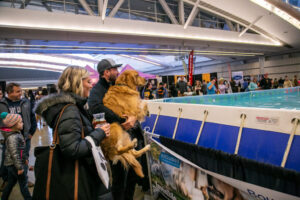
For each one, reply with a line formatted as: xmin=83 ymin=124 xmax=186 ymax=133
xmin=160 ymin=87 xmax=300 ymax=110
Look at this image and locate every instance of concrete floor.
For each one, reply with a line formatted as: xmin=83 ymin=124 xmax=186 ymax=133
xmin=0 ymin=123 xmax=151 ymax=200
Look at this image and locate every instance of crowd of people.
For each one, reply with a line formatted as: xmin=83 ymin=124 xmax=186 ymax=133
xmin=139 ymin=74 xmax=300 ymax=99
xmin=0 ymin=59 xmax=149 ymax=200
xmin=0 ymin=61 xmax=299 ymax=200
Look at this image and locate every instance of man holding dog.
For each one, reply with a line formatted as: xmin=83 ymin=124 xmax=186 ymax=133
xmin=88 ymin=58 xmax=149 ymax=200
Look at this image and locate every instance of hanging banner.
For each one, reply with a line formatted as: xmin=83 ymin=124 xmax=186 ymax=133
xmin=188 ymin=50 xmax=194 ymax=86
xmin=146 ymin=136 xmax=300 ymax=200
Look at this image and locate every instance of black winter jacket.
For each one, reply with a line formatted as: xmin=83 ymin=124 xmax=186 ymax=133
xmin=88 ymin=77 xmax=126 ymax=124
xmin=35 ymin=92 xmax=110 ymax=199
xmin=1 ymin=129 xmax=27 ymax=170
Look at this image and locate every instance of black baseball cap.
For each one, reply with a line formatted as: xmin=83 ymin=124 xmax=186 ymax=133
xmin=97 ymin=58 xmax=122 ymax=73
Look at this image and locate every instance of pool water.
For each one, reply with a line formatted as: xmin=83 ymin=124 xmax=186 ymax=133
xmin=161 ymin=87 xmax=300 ymax=110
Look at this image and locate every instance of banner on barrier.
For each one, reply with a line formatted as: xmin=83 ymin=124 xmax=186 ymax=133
xmin=146 ymin=137 xmax=300 ymax=200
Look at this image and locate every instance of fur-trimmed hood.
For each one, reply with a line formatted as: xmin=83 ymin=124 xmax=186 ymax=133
xmin=34 ymin=93 xmax=76 ymax=115
xmin=34 ymin=93 xmax=87 ymax=128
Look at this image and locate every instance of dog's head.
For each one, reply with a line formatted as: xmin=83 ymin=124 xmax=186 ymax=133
xmin=116 ymin=70 xmax=146 ymax=90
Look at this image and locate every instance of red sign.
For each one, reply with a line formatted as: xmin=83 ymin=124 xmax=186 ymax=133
xmin=188 ymin=50 xmax=194 ymax=85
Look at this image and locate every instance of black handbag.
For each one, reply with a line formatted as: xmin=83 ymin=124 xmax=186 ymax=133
xmin=32 ymin=104 xmax=84 ymax=200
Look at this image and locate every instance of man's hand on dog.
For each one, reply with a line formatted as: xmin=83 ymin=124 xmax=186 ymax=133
xmin=96 ymin=123 xmax=110 ymax=137
xmin=121 ymin=115 xmax=137 ymax=130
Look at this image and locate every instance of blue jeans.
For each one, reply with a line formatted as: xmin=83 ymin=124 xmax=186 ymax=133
xmin=1 ymin=165 xmax=31 ymax=200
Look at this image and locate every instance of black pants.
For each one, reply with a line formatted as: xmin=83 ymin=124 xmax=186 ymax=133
xmin=0 ymin=143 xmax=8 ymax=182
xmin=2 ymin=165 xmax=31 ymax=200
xmin=111 ymin=162 xmax=139 ymax=200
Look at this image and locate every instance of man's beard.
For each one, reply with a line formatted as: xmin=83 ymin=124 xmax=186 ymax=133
xmin=109 ymin=74 xmax=117 ymax=82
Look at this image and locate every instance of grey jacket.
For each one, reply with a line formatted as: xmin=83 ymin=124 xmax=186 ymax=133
xmin=0 ymin=98 xmax=36 ymax=139
xmin=1 ymin=129 xmax=27 ymax=170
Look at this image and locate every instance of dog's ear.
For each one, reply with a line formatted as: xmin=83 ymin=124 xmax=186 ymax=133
xmin=116 ymin=73 xmax=127 ymax=85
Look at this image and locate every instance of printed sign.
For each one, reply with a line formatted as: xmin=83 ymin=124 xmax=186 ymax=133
xmin=256 ymin=116 xmax=279 ymax=125
xmin=146 ymin=136 xmax=299 ymax=200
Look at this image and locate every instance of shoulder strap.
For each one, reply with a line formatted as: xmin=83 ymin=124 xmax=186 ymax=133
xmin=52 ymin=104 xmax=73 ymax=146
xmin=46 ymin=103 xmax=84 ymax=200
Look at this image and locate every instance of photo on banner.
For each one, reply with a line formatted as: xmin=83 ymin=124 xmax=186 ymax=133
xmin=146 ymin=137 xmax=248 ymax=200
xmin=145 ymin=136 xmax=298 ymax=200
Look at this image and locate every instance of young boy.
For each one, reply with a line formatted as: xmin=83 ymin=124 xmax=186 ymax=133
xmin=0 ymin=112 xmax=31 ymax=200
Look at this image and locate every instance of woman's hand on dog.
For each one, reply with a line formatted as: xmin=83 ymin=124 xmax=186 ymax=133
xmin=96 ymin=123 xmax=110 ymax=137
xmin=121 ymin=115 xmax=137 ymax=130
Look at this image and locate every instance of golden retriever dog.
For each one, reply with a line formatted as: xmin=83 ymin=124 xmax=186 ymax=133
xmin=101 ymin=70 xmax=150 ymax=177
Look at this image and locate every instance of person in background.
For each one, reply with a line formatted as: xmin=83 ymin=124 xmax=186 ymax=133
xmin=156 ymin=82 xmax=166 ymax=99
xmin=34 ymin=66 xmax=111 ymax=199
xmin=218 ymin=78 xmax=227 ymax=94
xmin=183 ymin=87 xmax=193 ymax=96
xmin=283 ymin=75 xmax=293 ymax=88
xmin=278 ymin=77 xmax=284 ymax=88
xmin=187 ymin=82 xmax=193 ymax=92
xmin=169 ymin=83 xmax=178 ymax=97
xmin=293 ymin=75 xmax=299 ymax=87
xmin=201 ymin=81 xmax=207 ymax=95
xmin=0 ymin=89 xmax=7 ymax=191
xmin=176 ymin=76 xmax=187 ymax=97
xmin=230 ymin=79 xmax=237 ymax=93
xmin=49 ymin=85 xmax=58 ymax=94
xmin=194 ymin=80 xmax=202 ymax=95
xmin=0 ymin=83 xmax=36 ymax=188
xmin=0 ymin=112 xmax=31 ymax=200
xmin=242 ymin=79 xmax=248 ymax=92
xmin=36 ymin=88 xmax=48 ymax=127
xmin=163 ymin=83 xmax=169 ymax=98
xmin=259 ymin=73 xmax=272 ymax=90
xmin=144 ymin=82 xmax=154 ymax=100
xmin=207 ymin=79 xmax=217 ymax=95
xmin=248 ymin=77 xmax=258 ymax=91
xmin=225 ymin=80 xmax=232 ymax=93
xmin=273 ymin=78 xmax=279 ymax=89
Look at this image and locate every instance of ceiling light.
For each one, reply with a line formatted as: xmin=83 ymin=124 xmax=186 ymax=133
xmin=118 ymin=54 xmax=162 ymax=66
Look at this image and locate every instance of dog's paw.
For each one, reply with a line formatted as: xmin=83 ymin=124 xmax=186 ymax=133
xmin=132 ymin=138 xmax=138 ymax=147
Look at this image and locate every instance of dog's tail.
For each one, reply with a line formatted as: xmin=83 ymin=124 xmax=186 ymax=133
xmin=121 ymin=153 xmax=144 ymax=178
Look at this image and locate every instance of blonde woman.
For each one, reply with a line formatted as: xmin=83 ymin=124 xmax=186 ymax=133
xmin=34 ymin=66 xmax=111 ymax=200
xmin=218 ymin=78 xmax=227 ymax=94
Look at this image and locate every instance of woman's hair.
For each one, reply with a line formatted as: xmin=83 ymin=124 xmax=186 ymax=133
xmin=58 ymin=66 xmax=89 ymax=97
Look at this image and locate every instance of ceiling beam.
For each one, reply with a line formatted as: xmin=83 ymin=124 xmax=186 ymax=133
xmin=182 ymin=0 xmax=281 ymax=45
xmin=78 ymin=0 xmax=95 ymax=16
xmin=239 ymin=15 xmax=263 ymax=37
xmin=184 ymin=0 xmax=200 ymax=29
xmin=98 ymin=0 xmax=103 ymax=17
xmin=108 ymin=0 xmax=124 ymax=18
xmin=102 ymin=0 xmax=108 ymax=20
xmin=178 ymin=0 xmax=185 ymax=25
xmin=158 ymin=0 xmax=179 ymax=24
